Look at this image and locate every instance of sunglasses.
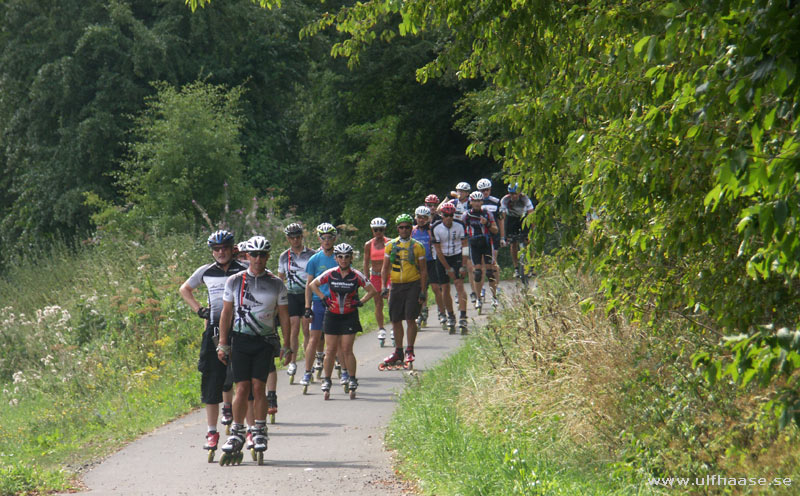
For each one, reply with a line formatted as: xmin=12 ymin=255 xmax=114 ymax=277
xmin=372 ymin=228 xmax=385 ymax=232
xmin=480 ymin=188 xmax=490 ymax=192
xmin=211 ymin=245 xmax=230 ymax=252
xmin=398 ymin=225 xmax=412 ymax=230
xmin=287 ymin=234 xmax=302 ymax=239
xmin=335 ymin=254 xmax=352 ymax=259
xmin=249 ymin=252 xmax=269 ymax=259
xmin=442 ymin=213 xmax=454 ymax=218
xmin=320 ymin=235 xmax=336 ymax=241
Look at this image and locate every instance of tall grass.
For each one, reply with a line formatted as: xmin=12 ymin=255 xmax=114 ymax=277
xmin=387 ymin=269 xmax=800 ymax=495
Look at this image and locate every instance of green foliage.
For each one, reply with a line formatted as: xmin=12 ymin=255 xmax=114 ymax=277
xmin=298 ymin=0 xmax=800 ymax=427
xmin=116 ymin=80 xmax=252 ymax=228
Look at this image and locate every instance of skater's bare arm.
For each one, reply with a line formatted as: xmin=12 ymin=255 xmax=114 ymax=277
xmin=216 ymin=300 xmax=234 ymax=365
xmin=361 ymin=283 xmax=378 ymax=304
xmin=363 ymin=240 xmax=371 ymax=276
xmin=381 ymin=256 xmax=390 ymax=292
xmin=179 ymin=282 xmax=201 ymax=313
xmin=418 ymin=250 xmax=427 ymax=297
xmin=278 ymin=304 xmax=291 ymax=364
xmin=305 ymin=274 xmax=314 ymax=309
xmin=308 ymin=278 xmax=326 ymax=302
xmin=434 ymin=244 xmax=452 ymax=274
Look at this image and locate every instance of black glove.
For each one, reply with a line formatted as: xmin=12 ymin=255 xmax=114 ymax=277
xmin=196 ymin=307 xmax=210 ymax=319
xmin=381 ymin=288 xmax=390 ymax=298
xmin=355 ymin=300 xmax=364 ymax=308
xmin=321 ymin=299 xmax=329 ymax=309
xmin=303 ymin=307 xmax=313 ymax=319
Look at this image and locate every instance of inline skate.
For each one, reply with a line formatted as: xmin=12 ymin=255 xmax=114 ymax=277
xmin=313 ymin=352 xmax=324 ymax=379
xmin=459 ymin=318 xmax=469 ymax=335
xmin=334 ymin=360 xmax=342 ymax=379
xmin=220 ymin=404 xmax=233 ymax=435
xmin=447 ymin=316 xmax=457 ymax=335
xmin=340 ymin=369 xmax=351 ymax=392
xmin=439 ymin=312 xmax=447 ymax=329
xmin=266 ymin=392 xmax=277 ymax=424
xmin=300 ymin=370 xmax=313 ymax=394
xmin=475 ymin=298 xmax=482 ymax=315
xmin=219 ymin=427 xmax=245 ymax=466
xmin=347 ymin=377 xmax=358 ymax=400
xmin=377 ymin=328 xmax=387 ymax=347
xmin=287 ymin=362 xmax=297 ymax=384
xmin=321 ymin=377 xmax=333 ymax=400
xmin=203 ymin=431 xmax=219 ymax=463
xmin=404 ymin=348 xmax=415 ymax=370
xmin=251 ymin=425 xmax=268 ymax=465
xmin=415 ymin=306 xmax=428 ymax=328
xmin=378 ymin=350 xmax=404 ymax=371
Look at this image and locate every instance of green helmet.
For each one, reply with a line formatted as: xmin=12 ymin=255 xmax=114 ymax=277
xmin=395 ymin=213 xmax=413 ymax=225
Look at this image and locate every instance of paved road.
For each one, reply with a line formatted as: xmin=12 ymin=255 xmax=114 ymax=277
xmin=65 ymin=287 xmax=510 ymax=496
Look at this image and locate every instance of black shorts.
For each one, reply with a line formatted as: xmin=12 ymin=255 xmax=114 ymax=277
xmin=469 ymin=236 xmax=493 ymax=265
xmin=436 ymin=255 xmax=464 ymax=284
xmin=230 ymin=333 xmax=278 ymax=383
xmin=287 ymin=293 xmax=305 ymax=317
xmin=322 ymin=311 xmax=362 ymax=335
xmin=426 ymin=259 xmax=444 ymax=285
xmin=505 ymin=216 xmax=529 ymax=240
xmin=389 ymin=281 xmax=422 ymax=322
xmin=200 ymin=358 xmax=227 ymax=404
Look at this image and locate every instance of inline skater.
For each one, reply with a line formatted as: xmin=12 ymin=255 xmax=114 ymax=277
xmin=309 ymin=243 xmax=377 ymax=399
xmin=380 ymin=214 xmax=427 ymax=370
xmin=500 ymin=183 xmax=536 ymax=277
xmin=476 ymin=178 xmax=502 ymax=308
xmin=235 ymin=242 xmax=249 ymax=263
xmin=277 ymin=223 xmax=316 ymax=384
xmin=447 ymin=182 xmax=471 ymax=216
xmin=432 ymin=203 xmax=470 ymax=333
xmin=216 ymin=236 xmax=290 ymax=465
xmin=424 ymin=194 xmax=443 ymax=223
xmin=179 ymin=230 xmax=248 ymax=460
xmin=363 ymin=218 xmax=391 ymax=346
xmin=412 ymin=206 xmax=444 ymax=328
xmin=301 ymin=223 xmax=339 ymax=390
xmin=462 ymin=192 xmax=498 ymax=315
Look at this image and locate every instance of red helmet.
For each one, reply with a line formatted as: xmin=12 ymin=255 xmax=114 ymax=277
xmin=425 ymin=194 xmax=439 ymax=204
xmin=440 ymin=203 xmax=456 ymax=215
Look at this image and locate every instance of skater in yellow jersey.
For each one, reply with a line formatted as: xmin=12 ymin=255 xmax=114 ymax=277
xmin=379 ymin=214 xmax=427 ymax=370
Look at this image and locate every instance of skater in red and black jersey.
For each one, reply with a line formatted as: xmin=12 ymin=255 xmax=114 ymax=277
xmin=309 ymin=243 xmax=377 ymax=399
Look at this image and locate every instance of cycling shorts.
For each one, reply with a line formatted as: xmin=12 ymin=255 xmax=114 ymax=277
xmin=389 ymin=282 xmax=422 ymax=322
xmin=287 ymin=293 xmax=305 ymax=318
xmin=436 ymin=255 xmax=464 ymax=284
xmin=230 ymin=333 xmax=277 ymax=383
xmin=310 ymin=299 xmax=326 ymax=331
xmin=504 ymin=215 xmax=529 ymax=240
xmin=370 ymin=274 xmax=389 ymax=291
xmin=469 ymin=236 xmax=493 ymax=265
xmin=322 ymin=311 xmax=363 ymax=335
xmin=426 ymin=259 xmax=444 ymax=285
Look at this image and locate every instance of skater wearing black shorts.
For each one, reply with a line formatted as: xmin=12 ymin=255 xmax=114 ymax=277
xmin=216 ymin=236 xmax=291 ymax=460
xmin=499 ymin=183 xmax=536 ymax=277
xmin=462 ymin=191 xmax=498 ymax=314
xmin=431 ymin=203 xmax=470 ymax=332
xmin=179 ymin=230 xmax=247 ymax=452
xmin=309 ymin=243 xmax=377 ymax=398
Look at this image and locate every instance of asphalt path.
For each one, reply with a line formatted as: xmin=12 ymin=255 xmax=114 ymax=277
xmin=64 ymin=284 xmax=514 ymax=496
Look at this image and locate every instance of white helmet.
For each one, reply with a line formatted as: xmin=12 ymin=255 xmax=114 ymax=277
xmin=469 ymin=191 xmax=484 ymax=201
xmin=246 ymin=235 xmax=271 ymax=252
xmin=456 ymin=182 xmax=471 ymax=191
xmin=333 ymin=243 xmax=354 ymax=256
xmin=477 ymin=178 xmax=492 ymax=190
xmin=236 ymin=241 xmax=248 ymax=252
xmin=316 ymin=223 xmax=337 ymax=236
xmin=370 ymin=217 xmax=387 ymax=229
xmin=414 ymin=206 xmax=431 ymax=217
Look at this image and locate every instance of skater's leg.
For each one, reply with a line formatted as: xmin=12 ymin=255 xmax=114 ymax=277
xmin=289 ymin=315 xmax=301 ymax=368
xmin=251 ymin=379 xmax=268 ymax=420
xmin=232 ymin=380 xmax=252 ymax=425
xmin=341 ymin=333 xmax=357 ymax=378
xmin=304 ymin=329 xmax=323 ymax=373
xmin=323 ymin=334 xmax=340 ymax=378
xmin=406 ymin=319 xmax=418 ymax=348
xmin=391 ymin=321 xmax=405 ymax=349
xmin=205 ymin=403 xmax=219 ymax=430
xmin=374 ymin=292 xmax=385 ymax=329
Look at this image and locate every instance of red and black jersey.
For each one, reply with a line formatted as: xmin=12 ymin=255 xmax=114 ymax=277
xmin=462 ymin=207 xmax=495 ymax=239
xmin=315 ymin=267 xmax=372 ymax=314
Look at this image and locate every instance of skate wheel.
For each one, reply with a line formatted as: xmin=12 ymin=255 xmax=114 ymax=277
xmin=404 ymin=362 xmax=413 ymax=370
xmin=251 ymin=448 xmax=257 ymax=461
xmin=289 ymin=375 xmax=295 ymax=385
xmin=379 ymin=338 xmax=384 ymax=347
xmin=378 ymin=363 xmax=387 ymax=371
xmin=343 ymin=383 xmax=349 ymax=393
xmin=225 ymin=425 xmax=231 ymax=435
xmin=324 ymin=391 xmax=330 ymax=400
xmin=236 ymin=452 xmax=243 ymax=465
xmin=350 ymin=390 xmax=356 ymax=400
xmin=269 ymin=413 xmax=275 ymax=424
xmin=257 ymin=451 xmax=264 ymax=465
xmin=219 ymin=453 xmax=229 ymax=466
xmin=336 ymin=369 xmax=341 ymax=379
xmin=208 ymin=450 xmax=215 ymax=463
xmin=303 ymin=385 xmax=308 ymax=395
xmin=316 ymin=369 xmax=322 ymax=379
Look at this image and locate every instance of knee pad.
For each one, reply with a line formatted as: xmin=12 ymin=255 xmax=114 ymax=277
xmin=486 ymin=269 xmax=496 ymax=282
xmin=222 ymin=383 xmax=233 ymax=393
xmin=473 ymin=269 xmax=483 ymax=282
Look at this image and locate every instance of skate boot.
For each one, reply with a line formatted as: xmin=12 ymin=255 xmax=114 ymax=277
xmin=470 ymin=292 xmax=477 ymax=305
xmin=390 ymin=329 xmax=395 ymax=347
xmin=204 ymin=431 xmax=220 ymax=463
xmin=340 ymin=369 xmax=351 ymax=386
xmin=377 ymin=327 xmax=387 ymax=347
xmin=404 ymin=348 xmax=415 ymax=370
xmin=321 ymin=377 xmax=333 ymax=400
xmin=219 ymin=427 xmax=245 ymax=466
xmin=251 ymin=425 xmax=268 ymax=465
xmin=335 ymin=360 xmax=342 ymax=379
xmin=475 ymin=298 xmax=482 ymax=315
xmin=347 ymin=377 xmax=358 ymax=399
xmin=480 ymin=287 xmax=486 ymax=303
xmin=379 ymin=350 xmax=404 ymax=371
xmin=492 ymin=296 xmax=499 ymax=310
xmin=266 ymin=392 xmax=278 ymax=424
xmin=300 ymin=370 xmax=313 ymax=394
xmin=245 ymin=429 xmax=254 ymax=451
xmin=287 ymin=362 xmax=297 ymax=384
xmin=459 ymin=318 xmax=469 ymax=335
xmin=220 ymin=404 xmax=233 ymax=435
xmin=313 ymin=352 xmax=324 ymax=379
xmin=447 ymin=316 xmax=457 ymax=335
xmin=415 ymin=313 xmax=423 ymax=327
xmin=439 ymin=312 xmax=447 ymax=329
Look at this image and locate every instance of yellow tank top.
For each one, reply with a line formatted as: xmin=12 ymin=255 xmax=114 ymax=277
xmin=384 ymin=237 xmax=426 ymax=284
